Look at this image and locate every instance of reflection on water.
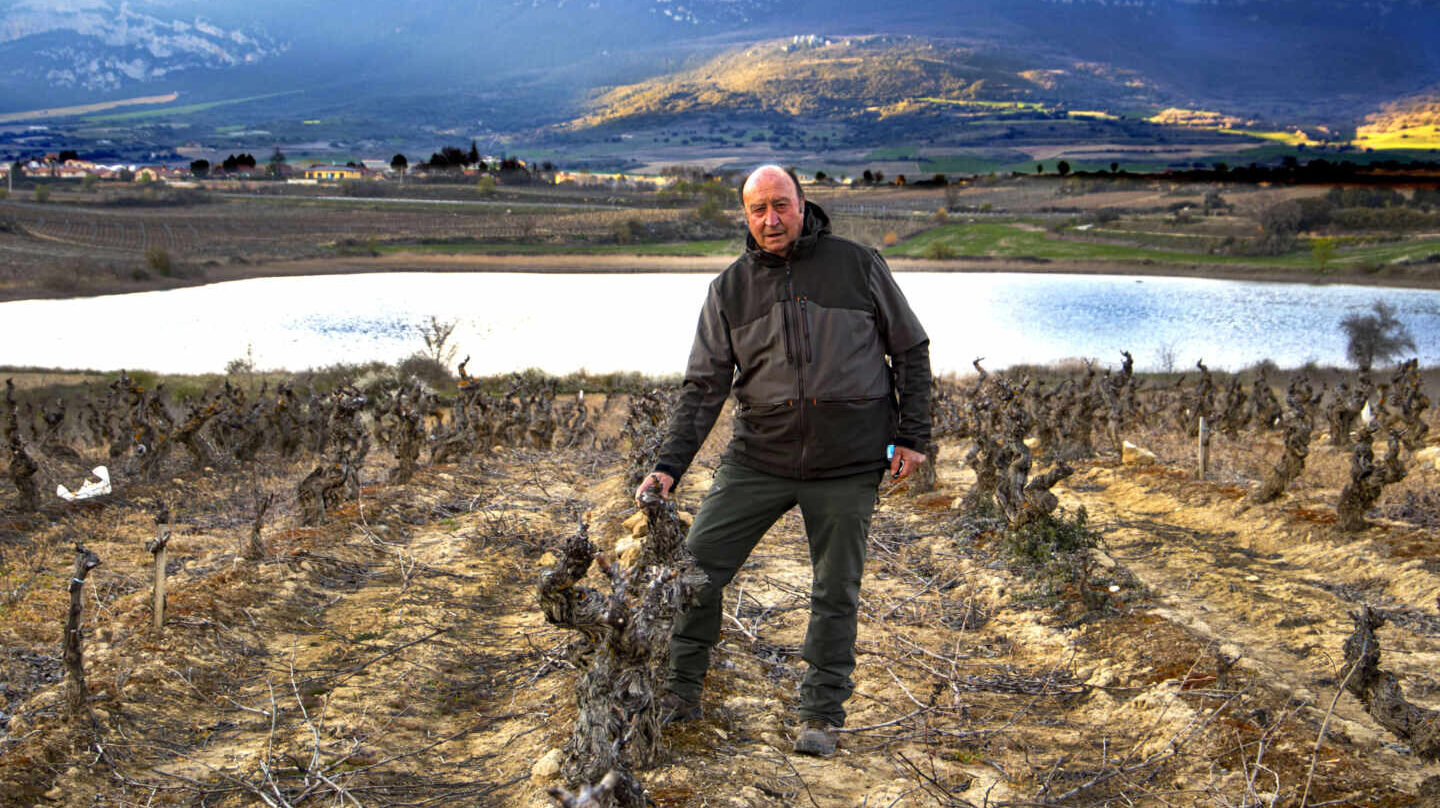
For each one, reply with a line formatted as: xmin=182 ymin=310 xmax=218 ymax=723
xmin=2 ymin=272 xmax=1437 ymax=375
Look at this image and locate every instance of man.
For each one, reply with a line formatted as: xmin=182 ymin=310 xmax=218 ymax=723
xmin=634 ymin=164 xmax=931 ymax=756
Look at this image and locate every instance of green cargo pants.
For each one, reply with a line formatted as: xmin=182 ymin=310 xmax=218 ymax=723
xmin=667 ymin=460 xmax=884 ymax=727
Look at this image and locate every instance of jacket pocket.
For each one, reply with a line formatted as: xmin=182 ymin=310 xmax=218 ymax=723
xmin=804 ymin=396 xmax=895 ymax=473
xmin=732 ymin=401 xmax=801 ymax=460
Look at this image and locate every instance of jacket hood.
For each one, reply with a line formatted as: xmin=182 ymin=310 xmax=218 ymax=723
xmin=745 ymin=200 xmax=832 ymax=263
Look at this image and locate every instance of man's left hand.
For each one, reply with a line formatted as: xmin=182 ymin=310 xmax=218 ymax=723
xmin=889 ymin=446 xmax=927 ymax=481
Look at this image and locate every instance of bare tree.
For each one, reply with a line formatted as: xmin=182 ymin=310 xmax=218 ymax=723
xmin=1341 ymin=301 xmax=1416 ymax=372
xmin=420 ymin=315 xmax=460 ymax=366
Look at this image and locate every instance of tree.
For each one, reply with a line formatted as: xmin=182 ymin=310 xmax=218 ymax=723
xmin=467 ymin=140 xmax=480 ymax=167
xmin=861 ymin=169 xmax=874 ymax=185
xmin=1057 ymin=160 xmax=1071 ymax=177
xmin=1311 ymin=236 xmax=1336 ymax=270
xmin=1036 ymin=164 xmax=1044 ymax=174
xmin=1110 ymin=162 xmax=1119 ymax=173
xmin=419 ymin=316 xmax=459 ymax=366
xmin=1255 ymin=200 xmax=1303 ymax=254
xmin=190 ymin=159 xmax=210 ymax=178
xmin=1202 ymin=188 xmax=1226 ymax=215
xmin=1341 ymin=301 xmax=1416 ymax=371
xmin=266 ymin=147 xmax=286 ymax=179
xmin=430 ymin=146 xmax=466 ymax=170
xmin=57 ymin=149 xmax=79 ymax=164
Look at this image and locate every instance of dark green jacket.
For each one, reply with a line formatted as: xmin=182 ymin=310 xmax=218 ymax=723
xmin=655 ymin=200 xmax=931 ymax=482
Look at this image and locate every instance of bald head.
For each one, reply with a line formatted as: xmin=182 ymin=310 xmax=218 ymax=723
xmin=741 ymin=165 xmax=805 ymax=256
xmin=741 ymin=165 xmax=804 ymax=205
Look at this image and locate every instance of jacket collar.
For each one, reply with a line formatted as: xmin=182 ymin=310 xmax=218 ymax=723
xmin=745 ymin=200 xmax=831 ymax=266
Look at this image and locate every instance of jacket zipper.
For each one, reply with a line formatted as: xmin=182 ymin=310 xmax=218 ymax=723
xmin=780 ymin=292 xmax=796 ymax=366
xmin=798 ymin=296 xmax=813 ymax=364
xmin=787 ymin=265 xmax=808 ymax=478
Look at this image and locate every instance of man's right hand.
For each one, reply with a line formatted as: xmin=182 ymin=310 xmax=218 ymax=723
xmin=635 ymin=471 xmax=675 ymax=504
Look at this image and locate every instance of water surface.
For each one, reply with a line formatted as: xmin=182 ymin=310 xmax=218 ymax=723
xmin=3 ymin=272 xmax=1437 ymax=375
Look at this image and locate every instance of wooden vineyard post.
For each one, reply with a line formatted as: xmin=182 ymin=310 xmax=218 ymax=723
xmin=1196 ymin=416 xmax=1211 ymax=479
xmin=65 ymin=543 xmax=101 ymax=719
xmin=148 ymin=504 xmax=171 ymax=630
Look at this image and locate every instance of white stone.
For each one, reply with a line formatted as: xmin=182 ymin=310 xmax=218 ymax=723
xmin=1415 ymin=446 xmax=1440 ymax=470
xmin=531 ymin=749 xmax=564 ymax=781
xmin=621 ymin=510 xmax=648 ymax=538
xmin=1122 ymin=441 xmax=1157 ymax=466
xmin=616 ymin=536 xmax=644 ymax=567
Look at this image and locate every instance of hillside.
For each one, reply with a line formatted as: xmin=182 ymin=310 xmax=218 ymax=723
xmin=567 ymin=36 xmax=1163 ymax=130
xmin=1357 ymin=87 xmax=1440 ymax=148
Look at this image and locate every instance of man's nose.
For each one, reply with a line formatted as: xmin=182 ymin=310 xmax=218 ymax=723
xmin=765 ymin=208 xmax=781 ymax=226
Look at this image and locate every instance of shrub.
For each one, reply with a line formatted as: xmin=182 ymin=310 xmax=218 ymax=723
xmin=1333 ymin=207 xmax=1435 ymax=231
xmin=476 ymin=175 xmax=497 ymax=196
xmin=146 ymin=246 xmax=173 ymax=277
xmin=1085 ymin=208 xmax=1121 ymax=226
xmin=611 ymin=219 xmax=636 ymax=244
xmin=882 ymin=230 xmax=900 ymax=247
xmin=923 ymin=241 xmax=957 ymax=260
xmin=1003 ymin=507 xmax=1109 ymax=607
xmin=106 ymin=188 xmax=213 ymax=207
xmin=33 ymin=184 xmax=50 ymax=203
xmin=1295 ymin=197 xmax=1334 ymax=230
xmin=694 ymin=198 xmax=726 ymax=225
xmin=397 ymin=353 xmax=453 ymax=389
xmin=42 ymin=273 xmax=81 ymax=294
xmin=1005 ymin=507 xmax=1097 ymax=567
xmin=225 ymin=351 xmax=256 ymax=377
xmin=340 ymin=179 xmax=386 ymax=198
xmin=1325 ymin=186 xmax=1404 ymax=209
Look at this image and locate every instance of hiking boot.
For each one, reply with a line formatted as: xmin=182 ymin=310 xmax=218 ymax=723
xmin=659 ymin=692 xmax=702 ymax=725
xmin=793 ymin=719 xmax=838 ymax=756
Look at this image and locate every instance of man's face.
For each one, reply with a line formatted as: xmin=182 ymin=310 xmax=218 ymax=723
xmin=743 ymin=169 xmax=804 ymax=257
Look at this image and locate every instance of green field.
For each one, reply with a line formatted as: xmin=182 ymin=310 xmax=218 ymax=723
xmin=885 ymin=222 xmax=1440 ymax=270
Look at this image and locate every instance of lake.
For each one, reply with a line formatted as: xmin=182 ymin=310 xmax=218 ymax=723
xmin=3 ymin=271 xmax=1438 ymax=376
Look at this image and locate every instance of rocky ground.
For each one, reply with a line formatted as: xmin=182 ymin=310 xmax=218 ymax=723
xmin=1 ymin=399 xmax=1438 ymax=807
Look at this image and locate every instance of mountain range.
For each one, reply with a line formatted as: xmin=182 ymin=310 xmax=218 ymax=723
xmin=2 ymin=0 xmax=1438 ymax=158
